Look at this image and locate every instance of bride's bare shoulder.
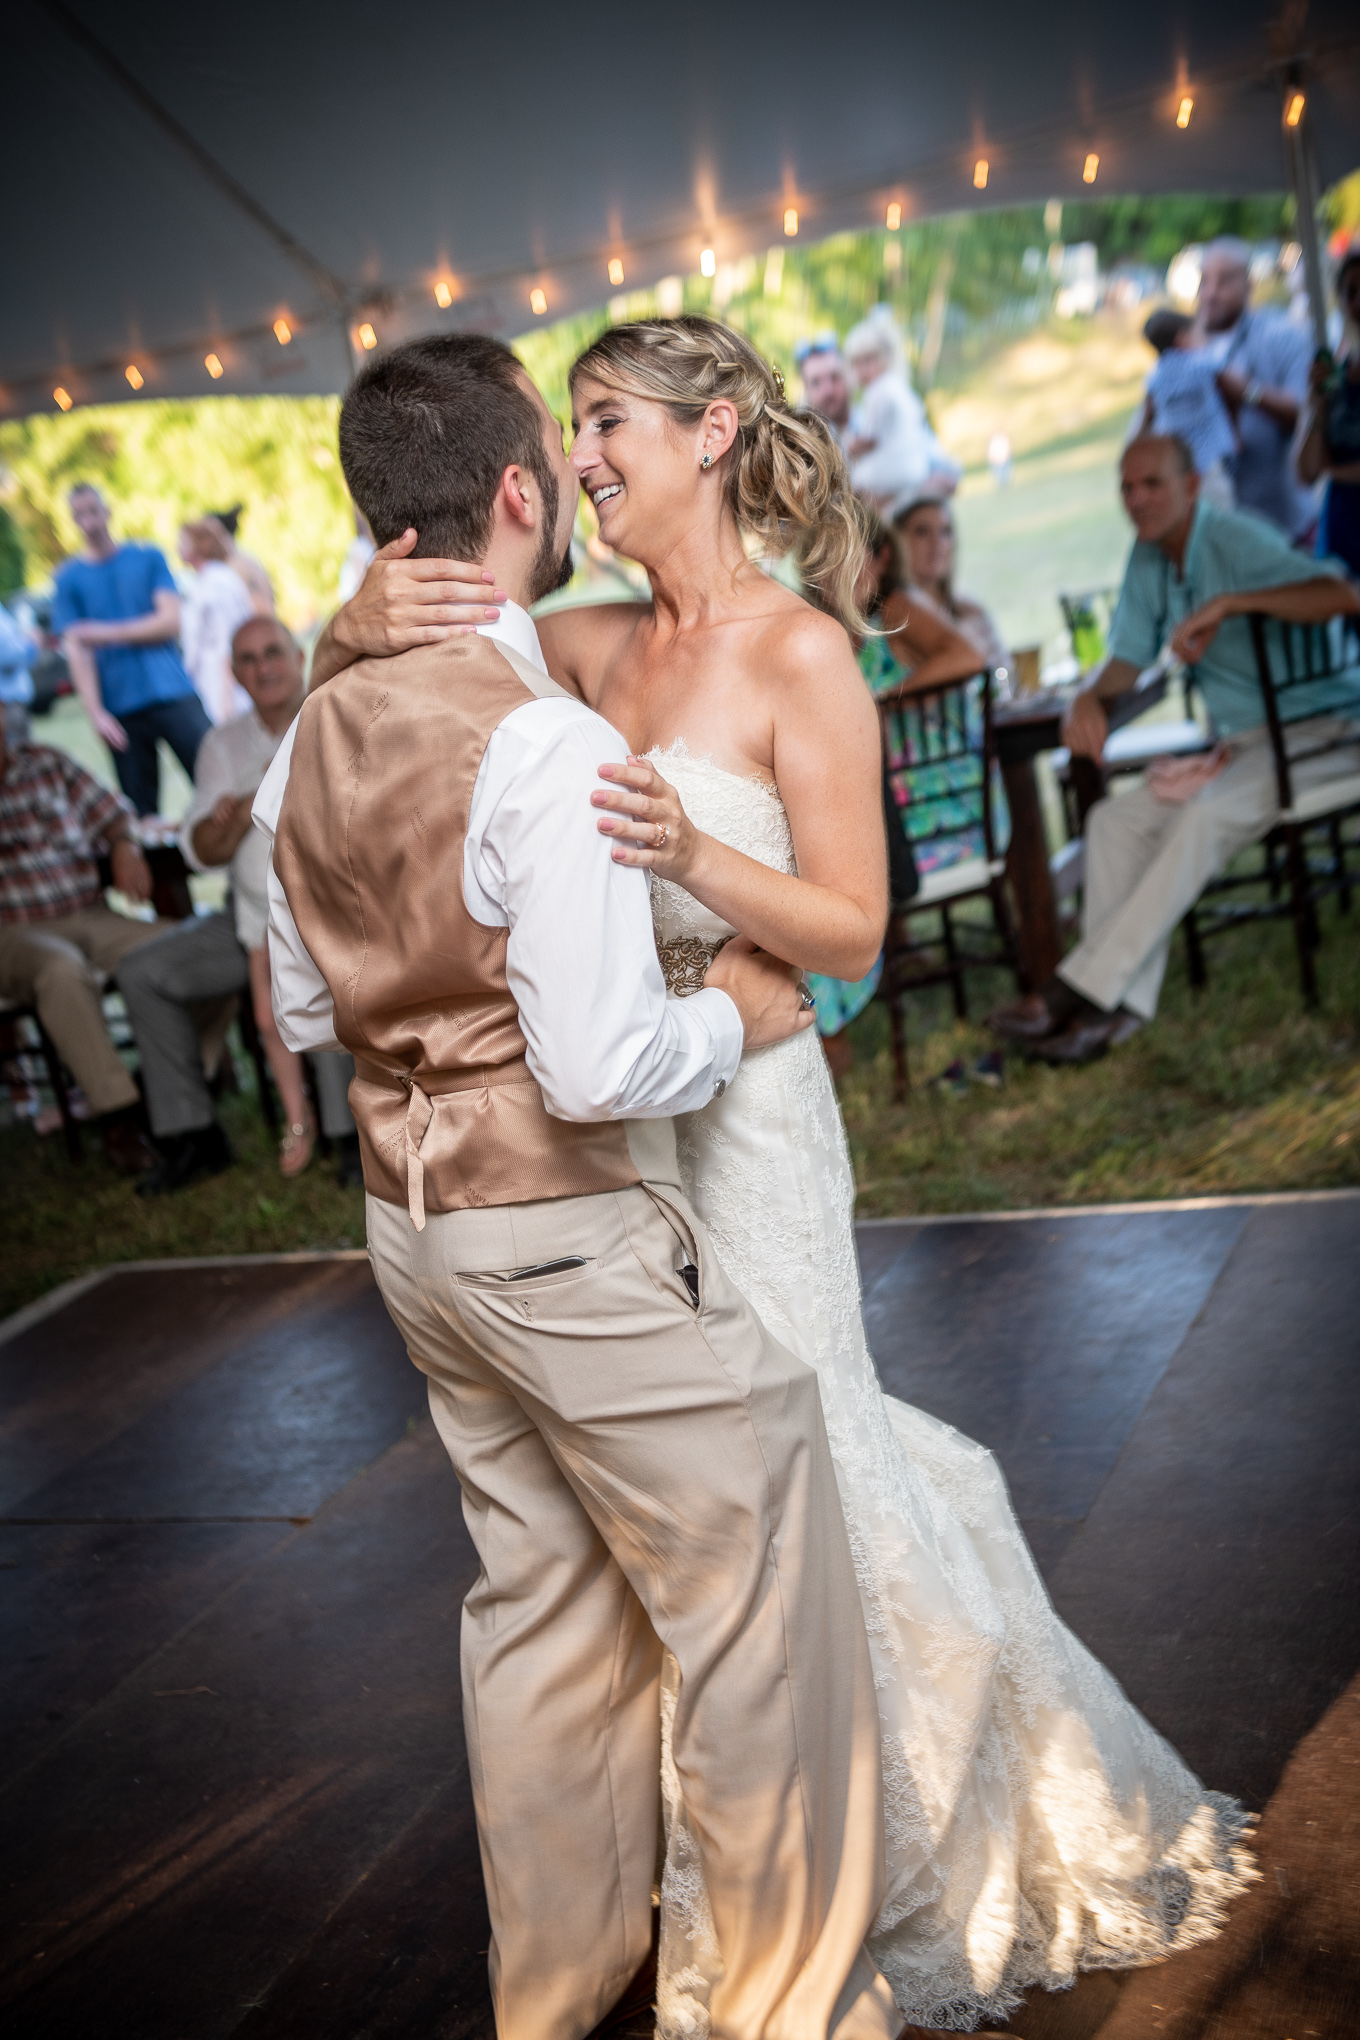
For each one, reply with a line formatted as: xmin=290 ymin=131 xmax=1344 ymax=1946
xmin=537 ymin=600 xmax=648 ymax=700
xmin=750 ymin=587 xmax=862 ymax=700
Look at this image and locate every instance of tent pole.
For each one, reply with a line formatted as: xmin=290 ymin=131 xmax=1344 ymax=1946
xmin=1283 ymin=68 xmax=1329 ymax=354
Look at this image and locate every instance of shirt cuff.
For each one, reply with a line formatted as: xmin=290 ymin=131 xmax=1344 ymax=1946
xmin=685 ymin=985 xmax=744 ymax=1093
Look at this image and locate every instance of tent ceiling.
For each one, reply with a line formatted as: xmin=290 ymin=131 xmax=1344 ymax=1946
xmin=4 ymin=0 xmax=1358 ymax=419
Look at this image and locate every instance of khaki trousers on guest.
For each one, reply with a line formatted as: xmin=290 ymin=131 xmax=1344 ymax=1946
xmin=366 ymin=1182 xmax=895 ymax=2040
xmin=0 ymin=903 xmax=165 ymax=1114
xmin=1059 ymin=716 xmax=1360 ymax=1020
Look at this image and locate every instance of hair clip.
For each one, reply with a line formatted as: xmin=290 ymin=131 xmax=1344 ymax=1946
xmin=770 ymin=363 xmax=786 ymax=401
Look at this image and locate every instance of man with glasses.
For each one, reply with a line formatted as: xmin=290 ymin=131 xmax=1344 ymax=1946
xmin=118 ymin=617 xmax=358 ymax=1193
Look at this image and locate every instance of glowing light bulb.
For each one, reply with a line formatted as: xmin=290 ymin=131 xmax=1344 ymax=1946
xmin=1083 ymin=153 xmax=1099 ymax=183
xmin=529 ymin=288 xmax=548 ymax=315
xmin=274 ymin=318 xmax=292 ymax=344
xmin=357 ymin=323 xmax=377 ymax=351
xmin=53 ymin=385 xmax=73 ymax=411
xmin=434 ymin=280 xmax=453 ymax=308
xmin=124 ymin=364 xmax=144 ymax=390
xmin=1176 ymin=95 xmax=1193 ymax=128
xmin=885 ymin=201 xmax=902 ymax=231
xmin=973 ymin=158 xmax=989 ymax=190
xmin=784 ymin=207 xmax=798 ymax=237
xmin=1285 ymin=90 xmax=1305 ymax=127
xmin=700 ymin=248 xmax=716 ymax=277
xmin=608 ymin=257 xmax=625 ymax=286
xmin=205 ymin=353 xmax=224 ymax=378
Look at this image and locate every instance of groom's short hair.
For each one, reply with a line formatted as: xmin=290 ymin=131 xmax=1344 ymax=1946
xmin=339 ymin=333 xmax=556 ymax=561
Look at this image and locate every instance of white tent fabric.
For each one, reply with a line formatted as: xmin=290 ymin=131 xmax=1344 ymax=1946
xmin=4 ymin=0 xmax=1358 ymax=418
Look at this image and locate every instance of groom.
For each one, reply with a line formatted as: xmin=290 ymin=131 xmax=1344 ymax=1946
xmin=253 ymin=334 xmax=897 ymax=2040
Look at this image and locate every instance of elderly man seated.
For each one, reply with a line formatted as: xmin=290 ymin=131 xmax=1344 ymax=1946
xmin=0 ymin=721 xmax=161 ymax=1171
xmin=991 ymin=434 xmax=1360 ymax=1064
xmin=118 ymin=617 xmax=358 ymax=1195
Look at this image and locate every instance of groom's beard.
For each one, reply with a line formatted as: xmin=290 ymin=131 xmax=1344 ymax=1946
xmin=525 ymin=474 xmax=575 ymax=604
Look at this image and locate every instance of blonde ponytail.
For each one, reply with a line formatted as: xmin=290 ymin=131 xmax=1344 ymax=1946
xmin=570 ymin=316 xmax=870 ymax=632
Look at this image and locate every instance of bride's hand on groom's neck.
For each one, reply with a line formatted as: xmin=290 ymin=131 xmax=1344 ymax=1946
xmin=312 ymin=527 xmax=507 ymax=689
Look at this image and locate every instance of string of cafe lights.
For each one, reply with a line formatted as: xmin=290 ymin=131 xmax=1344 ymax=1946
xmin=27 ymin=46 xmax=1348 ymax=419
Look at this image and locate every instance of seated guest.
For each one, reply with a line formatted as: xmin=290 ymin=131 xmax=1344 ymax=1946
xmin=0 ymin=723 xmax=161 ymax=1172
xmin=118 ymin=618 xmax=359 ymax=1195
xmin=893 ymin=496 xmax=1010 ymax=676
xmin=991 ymin=434 xmax=1360 ymax=1064
xmin=53 ymin=483 xmax=211 ymax=817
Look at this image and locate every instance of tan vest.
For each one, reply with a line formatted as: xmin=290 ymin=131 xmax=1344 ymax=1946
xmin=273 ymin=634 xmax=640 ymax=1227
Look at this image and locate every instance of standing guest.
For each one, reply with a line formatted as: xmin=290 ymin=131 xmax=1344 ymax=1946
xmin=1197 ymin=237 xmax=1312 ymax=536
xmin=0 ymin=722 xmax=161 ymax=1172
xmin=204 ymin=508 xmax=276 ymax=617
xmin=843 ymin=307 xmax=959 ymax=516
xmin=1138 ymin=308 xmax=1236 ymax=508
xmin=894 ymin=495 xmax=1010 ymax=675
xmin=1296 ymin=249 xmax=1360 ymax=581
xmin=794 ymin=333 xmax=853 ymax=445
xmin=118 ymin=616 xmax=359 ymax=1195
xmin=52 ymin=484 xmax=211 ymax=816
xmin=0 ymin=601 xmax=38 ymax=746
xmin=989 ymin=435 xmax=1360 ymax=1064
xmin=178 ymin=519 xmax=255 ymax=725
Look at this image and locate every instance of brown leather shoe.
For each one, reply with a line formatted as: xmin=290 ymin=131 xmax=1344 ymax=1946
xmin=988 ymin=992 xmax=1063 ymax=1043
xmin=1030 ymin=1014 xmax=1121 ymax=1064
xmin=101 ymin=1116 xmax=158 ymax=1175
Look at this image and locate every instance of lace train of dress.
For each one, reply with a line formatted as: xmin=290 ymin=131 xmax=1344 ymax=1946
xmin=647 ymin=743 xmax=1256 ymax=2035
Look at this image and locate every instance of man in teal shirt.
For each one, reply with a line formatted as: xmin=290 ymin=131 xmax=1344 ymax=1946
xmin=992 ymin=434 xmax=1360 ymax=1061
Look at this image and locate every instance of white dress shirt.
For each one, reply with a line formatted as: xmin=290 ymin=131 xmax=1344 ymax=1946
xmin=252 ymin=602 xmax=742 ymax=1123
xmin=181 ymin=706 xmax=293 ymax=949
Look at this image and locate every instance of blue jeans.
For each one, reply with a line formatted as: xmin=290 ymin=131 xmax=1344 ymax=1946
xmin=113 ymin=693 xmax=212 ymax=815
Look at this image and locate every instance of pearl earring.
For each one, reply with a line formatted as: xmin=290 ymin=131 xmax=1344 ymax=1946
xmin=700 ymin=452 xmax=713 ymax=469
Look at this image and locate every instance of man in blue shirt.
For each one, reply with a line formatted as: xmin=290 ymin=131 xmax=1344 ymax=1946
xmin=52 ymin=484 xmax=211 ymax=815
xmin=991 ymin=434 xmax=1360 ymax=1062
xmin=1197 ymin=237 xmax=1313 ymax=538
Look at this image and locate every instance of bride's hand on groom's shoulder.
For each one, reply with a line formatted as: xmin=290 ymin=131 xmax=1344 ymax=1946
xmin=333 ymin=528 xmax=507 ymax=660
xmin=592 ymin=756 xmax=697 ymax=879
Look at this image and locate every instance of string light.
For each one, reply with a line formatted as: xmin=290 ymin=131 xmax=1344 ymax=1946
xmin=1284 ymin=90 xmax=1305 ymax=127
xmin=973 ymin=158 xmax=989 ymax=190
xmin=885 ymin=201 xmax=902 ymax=231
xmin=357 ymin=323 xmax=377 ymax=350
xmin=1083 ymin=153 xmax=1100 ymax=183
xmin=53 ymin=386 xmax=73 ymax=411
xmin=529 ymin=288 xmax=548 ymax=315
xmin=205 ymin=353 xmax=224 ymax=378
xmin=273 ymin=318 xmax=292 ymax=344
xmin=124 ymin=364 xmax=144 ymax=390
xmin=434 ymin=280 xmax=453 ymax=308
xmin=700 ymin=248 xmax=716 ymax=277
xmin=1176 ymin=95 xmax=1193 ymax=128
xmin=608 ymin=257 xmax=625 ymax=286
xmin=784 ymin=207 xmax=798 ymax=236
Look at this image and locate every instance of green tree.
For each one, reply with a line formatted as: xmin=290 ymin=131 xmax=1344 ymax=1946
xmin=0 ymin=503 xmax=24 ymax=596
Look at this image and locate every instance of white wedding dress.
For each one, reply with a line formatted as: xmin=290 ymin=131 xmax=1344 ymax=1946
xmin=646 ymin=742 xmax=1256 ymax=2035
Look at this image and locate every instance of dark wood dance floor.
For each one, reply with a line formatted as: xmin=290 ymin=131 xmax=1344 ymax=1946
xmin=2 ymin=1193 xmax=1358 ymax=2040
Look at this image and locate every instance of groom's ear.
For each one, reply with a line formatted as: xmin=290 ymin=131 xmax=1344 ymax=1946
xmin=497 ymin=463 xmax=539 ymax=532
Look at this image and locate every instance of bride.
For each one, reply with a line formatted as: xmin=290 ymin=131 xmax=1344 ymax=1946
xmin=313 ymin=315 xmax=1255 ymax=2034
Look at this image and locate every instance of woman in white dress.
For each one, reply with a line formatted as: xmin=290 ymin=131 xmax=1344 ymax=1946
xmin=323 ymin=316 xmax=1256 ymax=2033
xmin=177 ymin=519 xmax=256 ymax=725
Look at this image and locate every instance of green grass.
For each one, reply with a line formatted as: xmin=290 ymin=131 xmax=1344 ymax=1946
xmin=0 ymin=1078 xmax=366 ymax=1324
xmin=837 ymin=894 xmax=1360 ymax=1217
xmin=3 ymin=890 xmax=1356 ymax=1326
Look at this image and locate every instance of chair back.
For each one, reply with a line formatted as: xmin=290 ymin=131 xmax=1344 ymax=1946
xmin=1244 ymin=612 xmax=1360 ymax=810
xmin=878 ymin=669 xmax=998 ymax=880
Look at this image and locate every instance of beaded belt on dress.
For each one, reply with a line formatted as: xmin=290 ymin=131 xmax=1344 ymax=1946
xmin=656 ymin=935 xmax=730 ymax=997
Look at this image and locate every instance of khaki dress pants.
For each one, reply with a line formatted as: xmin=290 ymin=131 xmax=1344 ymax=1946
xmin=0 ymin=903 xmax=165 ymax=1114
xmin=1059 ymin=716 xmax=1360 ymax=1020
xmin=367 ymin=1181 xmax=895 ymax=2040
